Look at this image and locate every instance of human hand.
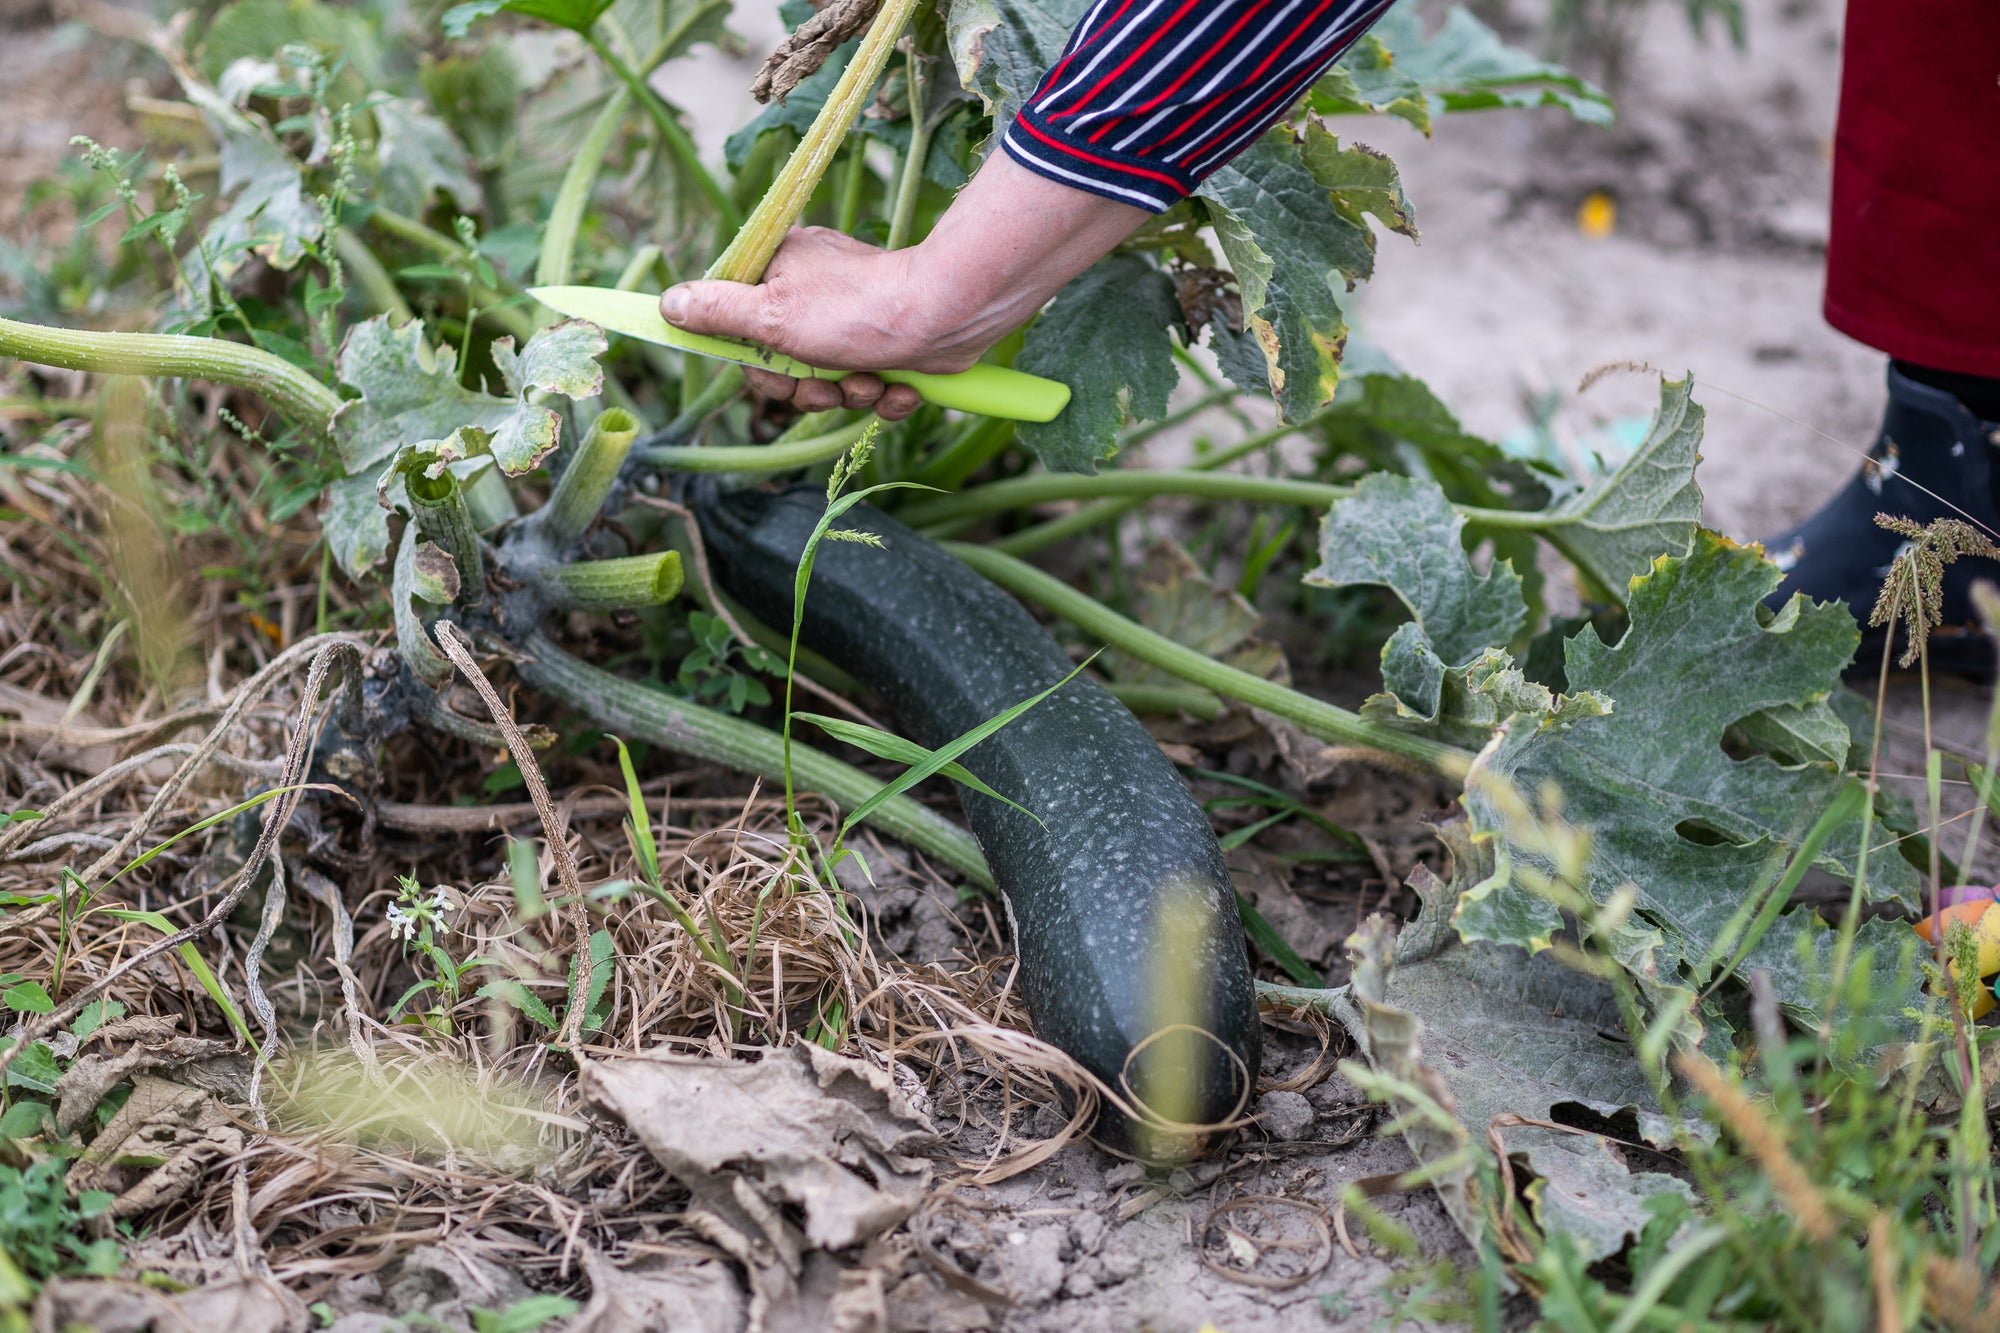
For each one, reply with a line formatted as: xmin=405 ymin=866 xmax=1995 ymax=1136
xmin=659 ymin=150 xmax=1150 ymax=421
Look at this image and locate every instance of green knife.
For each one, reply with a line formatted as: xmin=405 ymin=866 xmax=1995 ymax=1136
xmin=529 ymin=285 xmax=1071 ymax=423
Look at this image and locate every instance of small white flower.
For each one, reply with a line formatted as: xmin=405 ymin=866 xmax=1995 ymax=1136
xmin=385 ymin=903 xmax=414 ymax=941
xmin=427 ymin=886 xmax=452 ymax=912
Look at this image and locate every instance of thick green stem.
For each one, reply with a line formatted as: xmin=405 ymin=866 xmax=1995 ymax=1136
xmin=536 ymin=88 xmax=632 ymax=291
xmin=586 ymin=34 xmax=741 ymax=233
xmin=707 ymin=0 xmax=920 ymax=283
xmin=543 ymin=551 xmax=684 ymax=611
xmin=989 ymin=418 xmax=1312 ymax=554
xmin=364 ymin=209 xmax=535 ymax=341
xmin=464 ymin=467 xmax=518 ymax=529
xmin=883 ymin=47 xmax=936 ymax=252
xmin=1101 ymin=680 xmax=1224 ymax=721
xmin=651 ymin=364 xmax=744 ymax=444
xmin=947 ymin=542 xmax=1472 ymax=776
xmin=906 ymin=465 xmax=1533 ymax=534
xmin=335 ymin=230 xmax=415 ymax=323
xmin=0 ymin=317 xmax=342 ymax=435
xmin=539 ymin=408 xmax=640 ymax=546
xmin=408 ymin=467 xmax=486 ymax=602
xmin=835 ymin=141 xmax=867 ymax=235
xmin=642 ymin=420 xmax=869 ymax=473
xmin=515 ymin=629 xmax=992 ymax=885
xmin=908 ymin=416 xmax=1015 ymax=491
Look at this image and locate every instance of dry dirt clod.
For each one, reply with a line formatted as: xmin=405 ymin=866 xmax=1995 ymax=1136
xmin=1253 ymin=1090 xmax=1315 ymax=1142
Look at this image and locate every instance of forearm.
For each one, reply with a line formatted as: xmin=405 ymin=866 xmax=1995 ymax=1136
xmin=901 ymin=150 xmax=1151 ymax=358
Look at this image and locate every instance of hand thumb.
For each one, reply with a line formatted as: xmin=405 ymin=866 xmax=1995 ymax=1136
xmin=661 ymin=280 xmax=770 ymax=342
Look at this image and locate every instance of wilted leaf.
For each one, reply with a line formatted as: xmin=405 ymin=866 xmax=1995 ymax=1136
xmin=1313 ymin=7 xmax=1612 ymax=136
xmin=411 ymin=542 xmax=462 ymax=603
xmin=331 ymin=316 xmax=605 ymax=477
xmin=571 ymin=1250 xmax=746 ymax=1333
xmin=374 ymin=97 xmax=484 ymax=216
xmin=1016 ymin=255 xmax=1183 ymax=474
xmin=1298 ymin=124 xmax=1416 ymax=238
xmin=583 ymin=1045 xmax=936 ymax=1325
xmin=1197 ymin=130 xmax=1375 ymax=423
xmin=1336 ymin=868 xmax=1697 ymax=1262
xmin=323 ymin=472 xmax=393 ymax=579
xmin=1540 ymin=376 xmax=1705 ymax=601
xmin=168 ymin=54 xmax=322 ymax=279
xmin=1456 ymin=532 xmax=1921 ymax=1036
xmin=946 ymin=0 xmax=1086 ymax=123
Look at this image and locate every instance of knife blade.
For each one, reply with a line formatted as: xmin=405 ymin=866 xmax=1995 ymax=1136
xmin=529 ymin=286 xmax=1072 ymax=424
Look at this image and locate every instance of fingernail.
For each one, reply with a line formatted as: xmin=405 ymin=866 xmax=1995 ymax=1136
xmin=661 ymin=287 xmax=690 ymax=324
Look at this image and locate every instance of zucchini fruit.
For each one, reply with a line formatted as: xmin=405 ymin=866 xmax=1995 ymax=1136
xmin=696 ymin=484 xmax=1261 ymax=1159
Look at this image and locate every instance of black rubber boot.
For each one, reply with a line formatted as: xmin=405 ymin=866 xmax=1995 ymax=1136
xmin=1763 ymin=364 xmax=2000 ymax=678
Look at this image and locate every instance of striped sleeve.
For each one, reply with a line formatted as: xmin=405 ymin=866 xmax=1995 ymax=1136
xmin=1000 ymin=0 xmax=1402 ymax=212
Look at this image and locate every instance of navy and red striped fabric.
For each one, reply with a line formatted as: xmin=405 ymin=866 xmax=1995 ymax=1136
xmin=1001 ymin=0 xmax=1401 ymax=212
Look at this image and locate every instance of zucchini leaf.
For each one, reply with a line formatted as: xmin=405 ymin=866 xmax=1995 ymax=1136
xmin=1015 ymin=255 xmax=1183 ymax=473
xmin=1312 ymin=7 xmax=1613 ymax=135
xmin=1335 ymin=876 xmax=1696 ymax=1263
xmin=331 ymin=316 xmax=606 ymax=502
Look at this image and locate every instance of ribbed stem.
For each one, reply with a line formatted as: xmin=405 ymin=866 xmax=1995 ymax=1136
xmin=0 ymin=317 xmax=342 ymax=435
xmin=536 ymin=88 xmax=631 ymax=290
xmin=1101 ymin=681 xmax=1223 ymax=721
xmin=543 ymin=551 xmax=684 ymax=611
xmin=515 ymin=629 xmax=992 ymax=885
xmin=907 ymin=416 xmax=1014 ymax=492
xmin=905 ymin=470 xmax=1349 ymax=527
xmin=706 ymin=0 xmax=921 ymax=283
xmin=335 ymin=230 xmax=415 ymax=323
xmin=884 ymin=45 xmax=936 ymax=252
xmin=641 ymin=420 xmax=870 ymax=473
xmin=540 ymin=407 xmax=640 ymax=546
xmin=408 ymin=467 xmax=486 ymax=603
xmin=946 ymin=543 xmax=1472 ymax=776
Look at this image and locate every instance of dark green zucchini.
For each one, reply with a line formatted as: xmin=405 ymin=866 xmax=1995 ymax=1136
xmin=696 ymin=484 xmax=1260 ymax=1157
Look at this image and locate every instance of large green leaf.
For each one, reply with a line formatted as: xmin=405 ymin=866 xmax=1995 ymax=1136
xmin=172 ymin=55 xmax=323 ymax=280
xmin=1314 ymin=7 xmax=1613 ymax=136
xmin=374 ymin=97 xmax=484 ymax=216
xmin=1455 ymin=532 xmax=1921 ymax=1029
xmin=1015 ymin=255 xmax=1183 ymax=473
xmin=1336 ymin=870 xmax=1697 ymax=1263
xmin=942 ymin=0 xmax=1087 ymax=123
xmin=1196 ymin=128 xmax=1376 ymax=423
xmin=331 ymin=316 xmax=606 ymax=477
xmin=1308 ymin=472 xmax=1526 ymax=666
xmin=1539 ymin=376 xmax=1706 ymax=601
xmin=324 ymin=471 xmax=393 ymax=579
xmin=442 ymin=0 xmax=617 ymax=38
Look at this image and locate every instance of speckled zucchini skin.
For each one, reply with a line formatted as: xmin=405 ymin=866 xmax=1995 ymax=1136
xmin=697 ymin=484 xmax=1260 ymax=1146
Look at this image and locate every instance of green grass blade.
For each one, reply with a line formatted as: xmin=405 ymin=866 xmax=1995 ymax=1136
xmin=1235 ymin=892 xmax=1323 ymax=986
xmin=1703 ymin=781 xmax=1865 ymax=994
xmin=96 ymin=907 xmax=261 ymax=1054
xmin=818 ymin=653 xmax=1100 ymax=837
xmin=609 ymin=736 xmax=659 ymax=884
xmin=107 ymin=786 xmax=313 ymax=887
xmin=791 ymin=712 xmax=1041 ymax=823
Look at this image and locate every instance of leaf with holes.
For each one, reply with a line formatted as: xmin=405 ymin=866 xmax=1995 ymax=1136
xmin=1455 ymin=531 xmax=1920 ymax=1041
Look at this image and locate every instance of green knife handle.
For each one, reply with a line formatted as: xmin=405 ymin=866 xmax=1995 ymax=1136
xmin=667 ymin=329 xmax=1071 ymax=423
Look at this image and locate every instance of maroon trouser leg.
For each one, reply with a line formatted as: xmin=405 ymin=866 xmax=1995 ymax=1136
xmin=1823 ymin=0 xmax=2000 ymax=378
